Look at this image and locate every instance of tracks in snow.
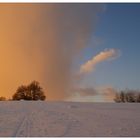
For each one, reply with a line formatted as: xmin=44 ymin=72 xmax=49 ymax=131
xmin=13 ymin=102 xmax=85 ymax=137
xmin=1 ymin=102 xmax=140 ymax=137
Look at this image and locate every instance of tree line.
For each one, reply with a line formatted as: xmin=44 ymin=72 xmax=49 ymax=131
xmin=0 ymin=81 xmax=46 ymax=101
xmin=114 ymin=89 xmax=140 ymax=103
xmin=1 ymin=82 xmax=140 ymax=103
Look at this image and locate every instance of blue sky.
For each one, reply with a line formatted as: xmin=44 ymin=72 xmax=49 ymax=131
xmin=81 ymin=4 xmax=140 ymax=91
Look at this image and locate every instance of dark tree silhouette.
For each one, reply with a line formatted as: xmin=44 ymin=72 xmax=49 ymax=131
xmin=27 ymin=81 xmax=46 ymax=100
xmin=12 ymin=85 xmax=27 ymax=100
xmin=114 ymin=94 xmax=121 ymax=103
xmin=12 ymin=81 xmax=46 ymax=101
xmin=136 ymin=94 xmax=140 ymax=102
xmin=126 ymin=93 xmax=136 ymax=102
xmin=114 ymin=89 xmax=140 ymax=103
xmin=0 ymin=96 xmax=6 ymax=101
xmin=120 ymin=91 xmax=125 ymax=103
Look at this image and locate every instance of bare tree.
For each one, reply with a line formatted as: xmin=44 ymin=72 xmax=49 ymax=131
xmin=114 ymin=89 xmax=140 ymax=103
xmin=12 ymin=81 xmax=46 ymax=101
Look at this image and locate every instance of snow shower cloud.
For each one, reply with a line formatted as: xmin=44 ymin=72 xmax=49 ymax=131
xmin=0 ymin=4 xmax=104 ymax=100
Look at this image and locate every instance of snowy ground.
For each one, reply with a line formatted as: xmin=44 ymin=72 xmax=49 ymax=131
xmin=0 ymin=101 xmax=139 ymax=137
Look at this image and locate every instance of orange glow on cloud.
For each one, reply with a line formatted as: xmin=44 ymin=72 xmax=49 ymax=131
xmin=80 ymin=49 xmax=120 ymax=74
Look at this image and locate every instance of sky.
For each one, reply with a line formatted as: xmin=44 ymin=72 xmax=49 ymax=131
xmin=91 ymin=4 xmax=140 ymax=90
xmin=0 ymin=3 xmax=140 ymax=102
xmin=77 ymin=4 xmax=140 ymax=102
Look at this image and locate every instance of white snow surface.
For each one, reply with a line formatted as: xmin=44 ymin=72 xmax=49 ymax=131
xmin=0 ymin=101 xmax=140 ymax=137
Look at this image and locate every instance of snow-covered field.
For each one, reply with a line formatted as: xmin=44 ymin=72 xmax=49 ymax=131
xmin=0 ymin=101 xmax=139 ymax=137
